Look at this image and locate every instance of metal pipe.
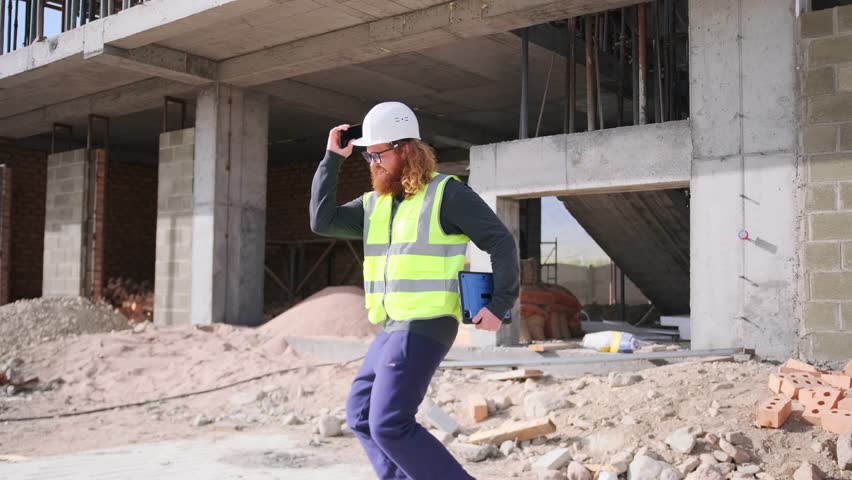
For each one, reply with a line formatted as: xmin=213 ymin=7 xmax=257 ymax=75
xmin=566 ymin=19 xmax=576 ymax=134
xmin=71 ymin=0 xmax=78 ymax=28
xmin=594 ymin=20 xmax=603 ymax=131
xmin=535 ymin=51 xmax=555 ymax=138
xmin=100 ymin=0 xmax=107 ymax=18
xmin=0 ymin=0 xmax=5 ymax=55
xmin=666 ymin=0 xmax=675 ymax=121
xmin=87 ymin=0 xmax=94 ymax=23
xmin=638 ymin=2 xmax=647 ymax=125
xmin=79 ymin=0 xmax=86 ymax=24
xmin=585 ymin=16 xmax=595 ymax=131
xmin=108 ymin=0 xmax=113 ymax=16
xmin=519 ymin=27 xmax=529 ymax=139
xmin=631 ymin=7 xmax=639 ymax=125
xmin=122 ymin=0 xmax=129 ymax=10
xmin=617 ymin=8 xmax=626 ymax=127
xmin=36 ymin=0 xmax=43 ymax=41
xmin=24 ymin=0 xmax=31 ymax=46
xmin=11 ymin=0 xmax=17 ymax=52
xmin=653 ymin=0 xmax=664 ymax=122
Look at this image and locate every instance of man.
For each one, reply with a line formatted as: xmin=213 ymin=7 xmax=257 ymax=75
xmin=310 ymin=101 xmax=519 ymax=479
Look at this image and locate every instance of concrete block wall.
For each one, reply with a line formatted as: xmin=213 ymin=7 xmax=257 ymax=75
xmin=799 ymin=4 xmax=852 ymax=362
xmin=42 ymin=149 xmax=87 ymax=297
xmin=0 ymin=141 xmax=46 ymax=302
xmin=154 ymin=128 xmax=195 ymax=326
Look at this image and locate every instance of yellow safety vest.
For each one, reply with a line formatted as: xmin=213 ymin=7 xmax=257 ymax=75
xmin=363 ymin=173 xmax=470 ymax=324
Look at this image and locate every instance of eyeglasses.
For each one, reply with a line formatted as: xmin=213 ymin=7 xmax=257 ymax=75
xmin=361 ymin=143 xmax=399 ymax=165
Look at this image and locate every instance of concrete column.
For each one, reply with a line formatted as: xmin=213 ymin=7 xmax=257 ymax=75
xmin=154 ymin=128 xmax=196 ymax=326
xmin=688 ymin=0 xmax=798 ymax=359
xmin=191 ymin=84 xmax=268 ymax=326
xmin=42 ymin=149 xmax=88 ymax=296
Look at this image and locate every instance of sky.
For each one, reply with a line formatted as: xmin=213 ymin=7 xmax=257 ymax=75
xmin=540 ymin=197 xmax=609 ymax=266
xmin=6 ymin=5 xmax=66 ymax=52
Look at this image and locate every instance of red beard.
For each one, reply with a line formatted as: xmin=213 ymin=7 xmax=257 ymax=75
xmin=371 ymin=164 xmax=404 ymax=197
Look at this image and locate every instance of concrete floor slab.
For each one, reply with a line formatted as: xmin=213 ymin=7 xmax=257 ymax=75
xmin=0 ymin=433 xmax=375 ymax=480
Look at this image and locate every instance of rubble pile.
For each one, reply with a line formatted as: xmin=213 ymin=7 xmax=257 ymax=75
xmin=0 ymin=297 xmax=129 ymax=356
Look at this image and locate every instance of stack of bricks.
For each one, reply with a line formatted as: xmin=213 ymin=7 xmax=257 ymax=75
xmin=755 ymin=358 xmax=852 ymax=434
xmin=153 ymin=129 xmax=195 ymax=326
xmin=42 ymin=149 xmax=88 ymax=297
xmin=799 ymin=4 xmax=852 ymax=361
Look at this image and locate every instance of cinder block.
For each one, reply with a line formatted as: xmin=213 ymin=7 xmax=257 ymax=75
xmin=809 ymin=35 xmax=852 ymax=67
xmin=842 ymin=123 xmax=852 ymax=150
xmin=755 ymin=396 xmax=792 ymax=428
xmin=468 ymin=394 xmax=489 ymax=422
xmin=842 ymin=302 xmax=852 ymax=328
xmin=840 ymin=65 xmax=852 ymax=91
xmin=839 ymin=4 xmax=852 ymax=32
xmin=812 ymin=332 xmax=852 ymax=362
xmin=805 ymin=301 xmax=839 ymax=330
xmin=159 ymin=147 xmax=174 ymax=164
xmin=812 ymin=272 xmax=852 ymax=299
xmin=811 ymin=212 xmax=852 ymax=240
xmin=809 ymin=93 xmax=852 ymax=123
xmin=805 ymin=242 xmax=840 ymax=270
xmin=801 ymin=8 xmax=834 ymax=38
xmin=823 ymin=409 xmax=852 ymax=434
xmin=173 ymin=144 xmax=195 ymax=163
xmin=840 ymin=183 xmax=852 ymax=209
xmin=811 ymin=153 xmax=852 ymax=182
xmin=807 ymin=184 xmax=836 ymax=211
xmin=804 ymin=125 xmax=837 ymax=153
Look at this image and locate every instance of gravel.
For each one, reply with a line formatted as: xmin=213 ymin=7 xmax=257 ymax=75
xmin=0 ymin=297 xmax=129 ymax=357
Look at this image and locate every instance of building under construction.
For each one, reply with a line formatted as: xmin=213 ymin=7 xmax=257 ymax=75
xmin=0 ymin=0 xmax=851 ymax=362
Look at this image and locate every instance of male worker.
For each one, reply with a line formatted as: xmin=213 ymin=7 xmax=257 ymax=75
xmin=310 ymin=101 xmax=519 ymax=479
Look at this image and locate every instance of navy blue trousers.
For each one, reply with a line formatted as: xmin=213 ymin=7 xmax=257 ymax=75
xmin=346 ymin=330 xmax=476 ymax=480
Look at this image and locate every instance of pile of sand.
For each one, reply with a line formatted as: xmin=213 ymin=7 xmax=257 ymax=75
xmin=261 ymin=286 xmax=380 ymax=339
xmin=1 ymin=323 xmax=312 ymax=418
xmin=0 ymin=297 xmax=130 ymax=355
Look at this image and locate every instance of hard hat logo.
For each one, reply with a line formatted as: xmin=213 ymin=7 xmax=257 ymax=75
xmin=353 ymin=102 xmax=421 ymax=148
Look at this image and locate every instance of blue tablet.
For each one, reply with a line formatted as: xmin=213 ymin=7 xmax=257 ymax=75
xmin=458 ymin=271 xmax=512 ymax=324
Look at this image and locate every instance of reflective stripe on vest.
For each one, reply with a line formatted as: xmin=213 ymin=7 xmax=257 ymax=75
xmin=362 ymin=173 xmax=470 ymax=324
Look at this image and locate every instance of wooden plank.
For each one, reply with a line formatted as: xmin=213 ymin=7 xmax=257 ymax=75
xmin=468 ymin=394 xmax=489 ymax=423
xmin=469 ymin=418 xmax=556 ymax=445
xmin=528 ymin=342 xmax=578 ymax=353
xmin=483 ymin=369 xmax=544 ymax=381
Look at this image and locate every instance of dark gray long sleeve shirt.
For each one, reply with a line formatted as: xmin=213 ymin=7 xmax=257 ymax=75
xmin=310 ymin=150 xmax=519 ymax=345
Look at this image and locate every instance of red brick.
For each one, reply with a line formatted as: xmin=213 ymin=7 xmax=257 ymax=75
xmin=769 ymin=373 xmax=785 ymax=394
xmin=800 ymin=387 xmax=843 ymax=410
xmin=780 ymin=373 xmax=826 ymax=399
xmin=755 ymin=396 xmax=792 ymax=428
xmin=820 ymin=373 xmax=852 ymax=389
xmin=780 ymin=359 xmax=822 ymax=375
xmin=468 ymin=394 xmax=489 ymax=423
xmin=823 ymin=409 xmax=852 ymax=434
xmin=802 ymin=407 xmax=825 ymax=427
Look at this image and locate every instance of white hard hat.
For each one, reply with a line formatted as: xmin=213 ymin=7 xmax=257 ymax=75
xmin=352 ymin=101 xmax=420 ymax=147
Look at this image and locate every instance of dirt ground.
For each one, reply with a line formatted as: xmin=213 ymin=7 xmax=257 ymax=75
xmin=1 ymin=324 xmax=851 ymax=479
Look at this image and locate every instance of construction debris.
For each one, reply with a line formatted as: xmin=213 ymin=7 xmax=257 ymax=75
xmin=755 ymin=358 xmax=852 ymax=434
xmin=483 ymin=369 xmax=544 ymax=382
xmin=468 ymin=418 xmax=556 ymax=445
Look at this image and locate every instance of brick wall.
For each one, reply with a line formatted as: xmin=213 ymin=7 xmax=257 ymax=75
xmin=90 ymin=150 xmax=107 ymax=299
xmin=799 ymin=4 xmax=852 ymax=361
xmin=0 ymin=166 xmax=11 ymax=305
xmin=0 ymin=142 xmax=47 ymax=302
xmin=43 ymin=149 xmax=87 ymax=297
xmin=265 ymin=155 xmax=371 ymax=303
xmin=103 ymin=157 xmax=157 ymax=289
xmin=154 ymin=128 xmax=195 ymax=326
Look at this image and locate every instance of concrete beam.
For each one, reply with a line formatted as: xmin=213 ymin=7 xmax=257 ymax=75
xmin=219 ymin=0 xmax=646 ymax=87
xmin=469 ymin=120 xmax=691 ymax=198
xmin=0 ymin=78 xmax=196 ymax=139
xmin=257 ymin=79 xmax=502 ymax=146
xmin=84 ymin=45 xmax=217 ymax=85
